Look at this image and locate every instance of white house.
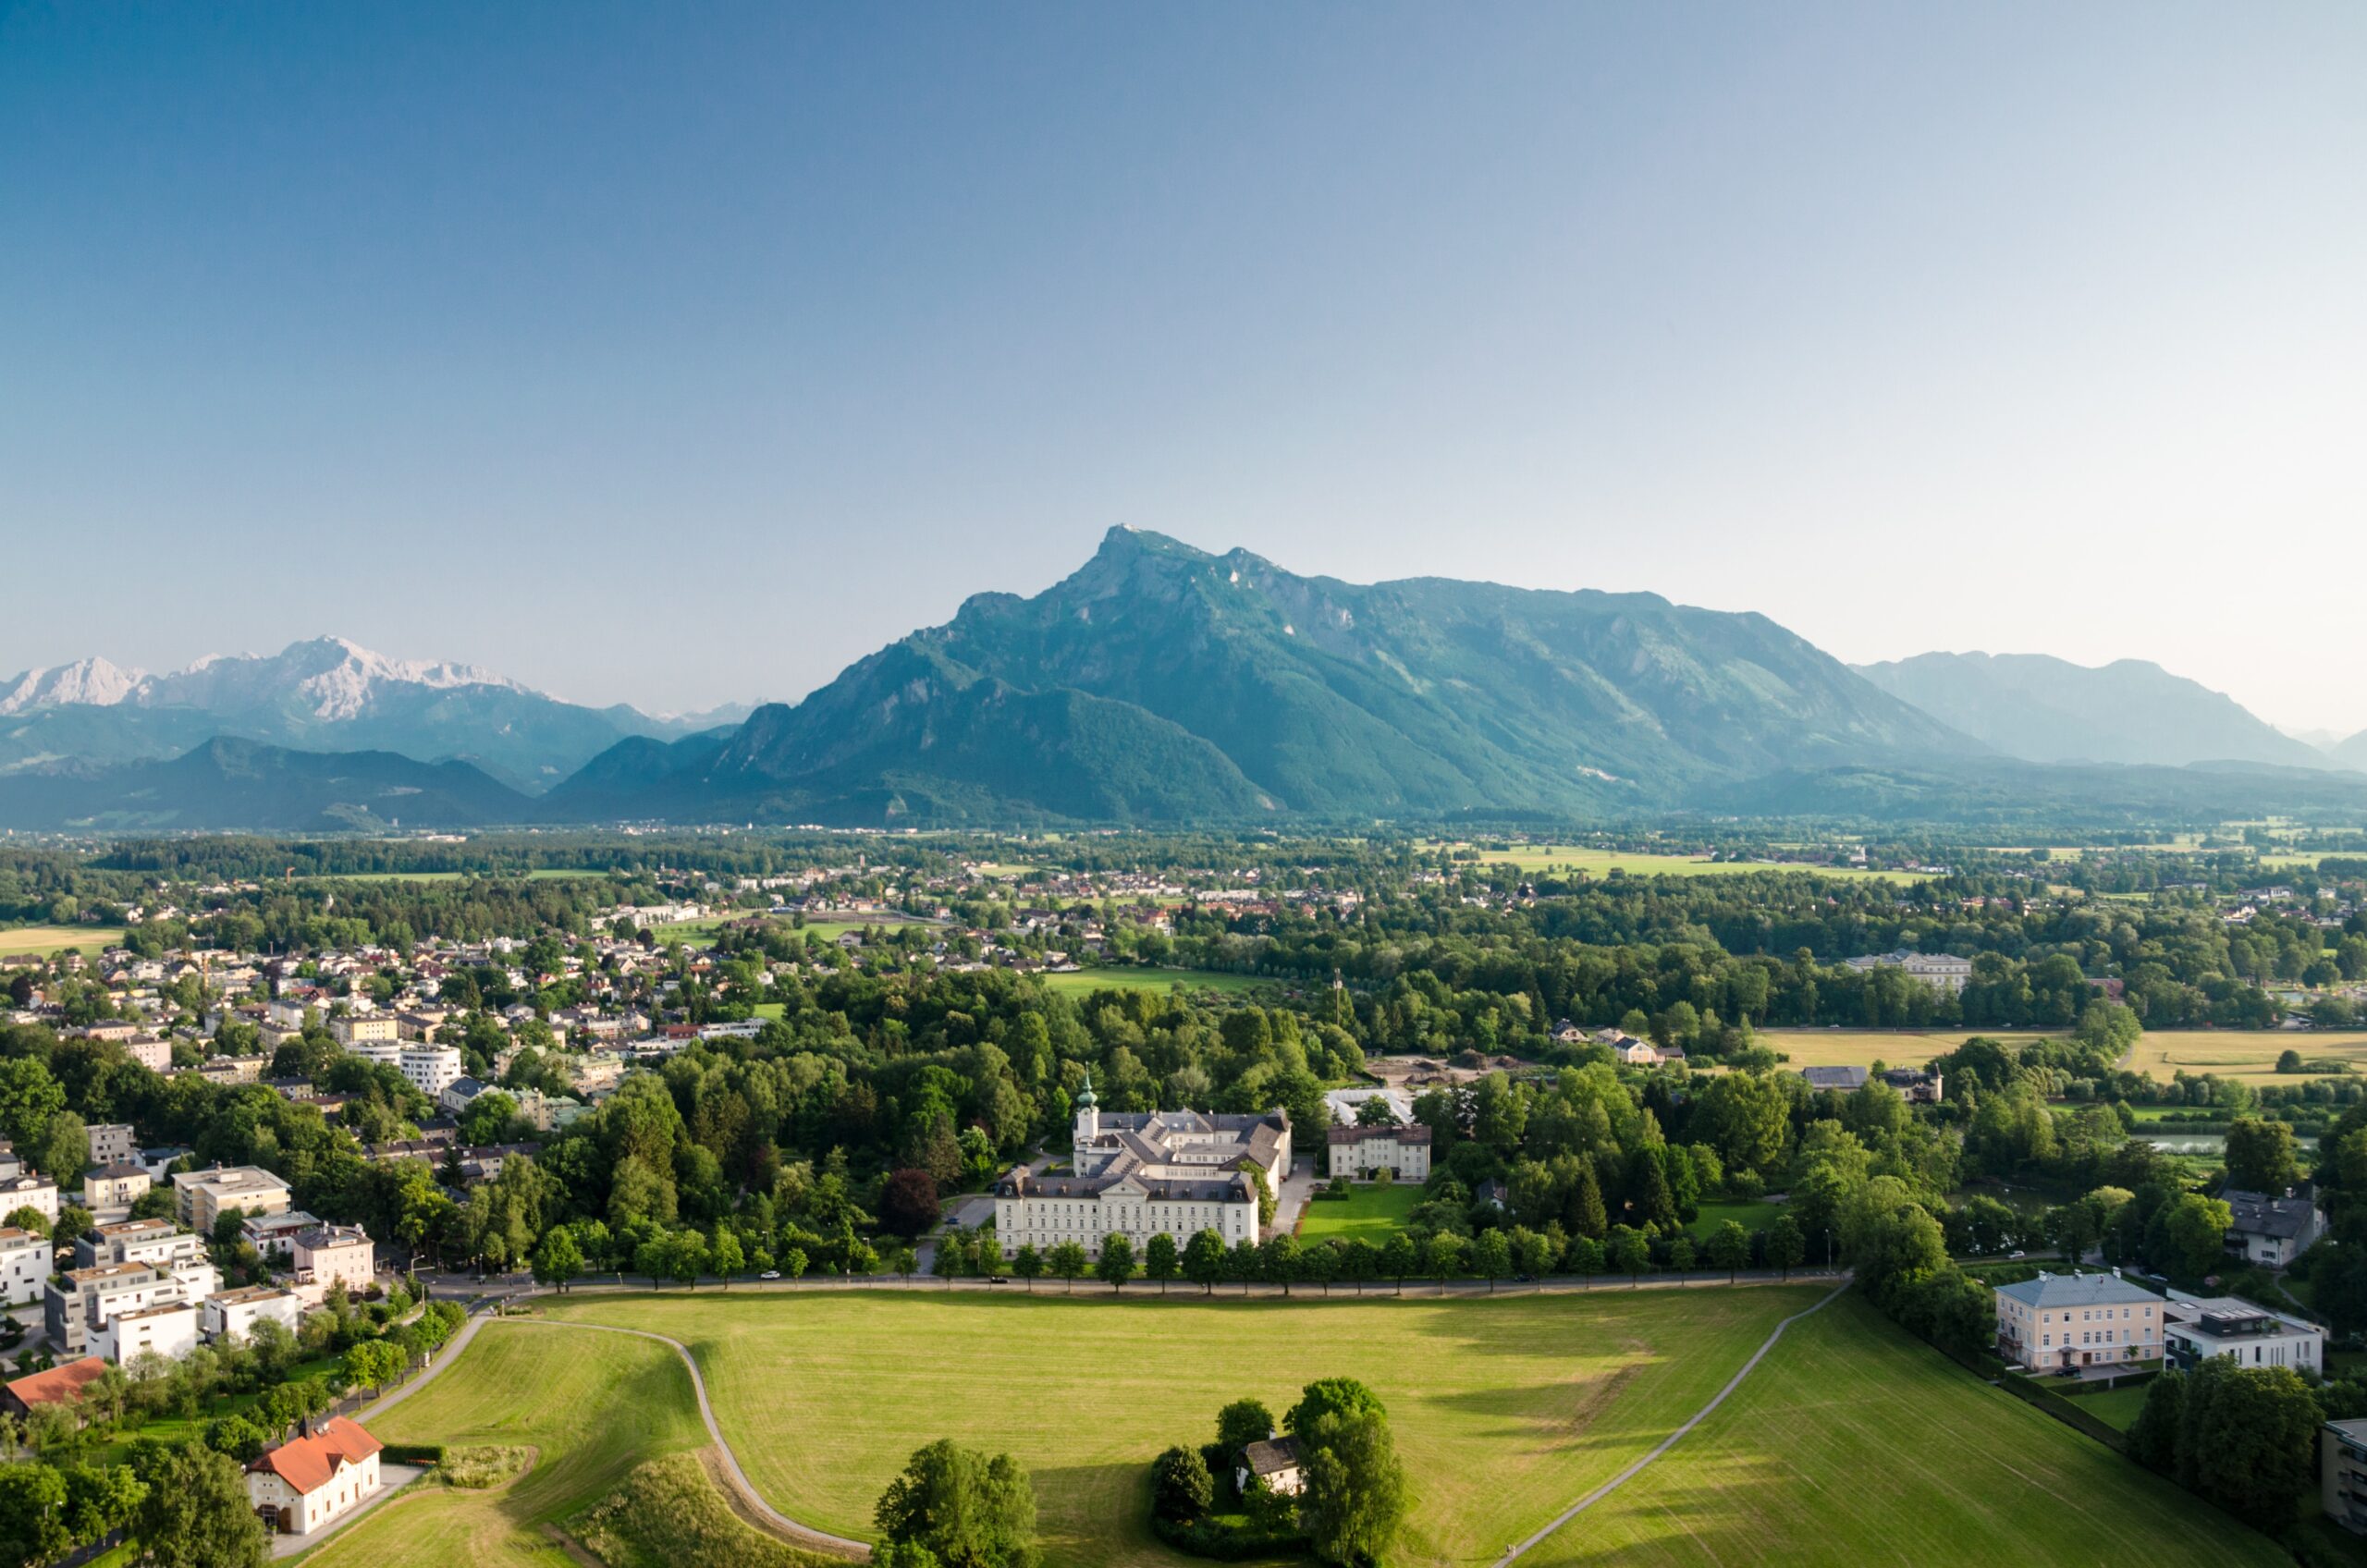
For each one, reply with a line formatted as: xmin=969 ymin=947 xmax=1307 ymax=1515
xmin=292 ymin=1224 xmax=376 ymax=1296
xmin=0 ymin=1174 xmax=59 ymax=1227
xmin=1324 ymin=1122 xmax=1432 ymax=1182
xmin=92 ymin=1298 xmax=201 ymax=1364
xmin=203 ymin=1285 xmax=304 ymax=1342
xmin=2165 ymin=1291 xmax=2324 ymax=1375
xmin=246 ymin=1417 xmax=385 ymax=1537
xmin=2220 ymin=1188 xmax=2326 ymax=1269
xmin=0 ymin=1227 xmax=52 ymax=1306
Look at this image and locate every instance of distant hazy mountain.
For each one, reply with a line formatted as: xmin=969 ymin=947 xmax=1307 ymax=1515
xmin=0 ymin=637 xmax=750 ymax=793
xmin=551 ymin=527 xmax=1980 ymax=826
xmin=1852 ymin=652 xmax=2340 ymax=771
xmin=0 ymin=737 xmax=530 ymax=832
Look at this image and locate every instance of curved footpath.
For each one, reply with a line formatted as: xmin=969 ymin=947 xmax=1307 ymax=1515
xmin=504 ymin=1318 xmax=874 ymax=1561
xmin=1493 ymin=1278 xmax=1852 ymax=1565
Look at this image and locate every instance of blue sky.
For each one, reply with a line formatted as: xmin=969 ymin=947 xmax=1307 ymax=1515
xmin=5 ymin=3 xmax=2363 ymax=728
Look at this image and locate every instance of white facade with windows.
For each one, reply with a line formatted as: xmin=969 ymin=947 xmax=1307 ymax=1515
xmin=992 ymin=1083 xmax=1290 ymax=1261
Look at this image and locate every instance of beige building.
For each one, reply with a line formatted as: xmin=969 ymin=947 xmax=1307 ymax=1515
xmin=84 ymin=1161 xmax=152 ymax=1211
xmin=1993 ymin=1271 xmax=2162 ymax=1372
xmin=1325 ymin=1122 xmax=1433 ymax=1182
xmin=328 ymin=1014 xmax=399 ymax=1047
xmin=0 ymin=1227 xmax=52 ymax=1306
xmin=293 ymin=1224 xmax=376 ymax=1295
xmin=175 ymin=1166 xmax=293 ymax=1233
xmin=247 ymin=1418 xmax=384 ymax=1537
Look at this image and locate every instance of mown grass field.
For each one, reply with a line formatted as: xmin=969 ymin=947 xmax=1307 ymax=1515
xmin=1556 ymin=1295 xmax=2284 ymax=1567
xmin=0 ymin=925 xmax=126 ymax=956
xmin=545 ymin=1286 xmax=1826 ymax=1568
xmin=1036 ymin=966 xmax=1276 ymax=998
xmin=300 ymin=1320 xmax=709 ymax=1568
xmin=1423 ymin=842 xmax=1920 ymax=883
xmin=1295 ymin=1182 xmax=1423 ymax=1241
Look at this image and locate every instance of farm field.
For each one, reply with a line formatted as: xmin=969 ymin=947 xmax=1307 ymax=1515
xmin=0 ymin=925 xmax=127 ymax=957
xmin=301 ymin=1318 xmax=713 ymax=1568
xmin=1755 ymin=1028 xmax=1982 ymax=1070
xmin=1036 ymin=966 xmax=1276 ymax=997
xmin=1759 ymin=1026 xmax=2367 ymax=1084
xmin=1557 ymin=1295 xmax=2282 ymax=1567
xmin=544 ymin=1285 xmax=1826 ymax=1568
xmin=300 ymin=868 xmax=609 ymax=883
xmin=1425 ymin=842 xmax=1920 ymax=883
xmin=2125 ymin=1029 xmax=2367 ymax=1084
xmin=1295 ymin=1182 xmax=1422 ymax=1242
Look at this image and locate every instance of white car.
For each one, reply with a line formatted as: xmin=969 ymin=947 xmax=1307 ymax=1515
xmin=758 ymin=1269 xmax=782 ymax=1280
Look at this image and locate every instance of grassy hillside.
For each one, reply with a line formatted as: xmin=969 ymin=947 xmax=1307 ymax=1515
xmin=300 ymin=1321 xmax=710 ymax=1568
xmin=1558 ymin=1294 xmax=2284 ymax=1566
xmin=546 ymin=1286 xmax=1824 ymax=1568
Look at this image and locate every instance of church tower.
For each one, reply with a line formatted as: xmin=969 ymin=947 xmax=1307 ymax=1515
xmin=1074 ymin=1072 xmax=1100 ymax=1153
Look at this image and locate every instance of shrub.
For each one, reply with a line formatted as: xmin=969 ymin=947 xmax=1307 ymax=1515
xmin=1151 ymin=1445 xmax=1213 ymax=1521
xmin=577 ymin=1452 xmax=836 ymax=1568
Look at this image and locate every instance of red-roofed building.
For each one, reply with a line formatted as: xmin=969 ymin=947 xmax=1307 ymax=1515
xmin=246 ymin=1416 xmax=384 ymax=1536
xmin=1 ymin=1355 xmax=107 ymax=1417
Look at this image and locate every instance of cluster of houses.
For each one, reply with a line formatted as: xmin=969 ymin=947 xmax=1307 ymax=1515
xmin=31 ymin=1163 xmax=376 ymax=1368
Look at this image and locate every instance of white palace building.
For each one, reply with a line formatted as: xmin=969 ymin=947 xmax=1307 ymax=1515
xmin=992 ymin=1079 xmax=1293 ymax=1259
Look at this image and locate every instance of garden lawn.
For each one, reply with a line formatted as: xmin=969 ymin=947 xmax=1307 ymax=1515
xmin=1682 ymin=1199 xmax=1783 ymax=1241
xmin=300 ymin=1319 xmax=709 ymax=1568
xmin=0 ymin=925 xmax=125 ymax=956
xmin=1037 ymin=967 xmax=1275 ymax=998
xmin=1553 ymin=1295 xmax=2283 ymax=1567
xmin=2063 ymin=1384 xmax=2152 ymax=1431
xmin=1294 ymin=1182 xmax=1423 ymax=1242
xmin=544 ymin=1284 xmax=1828 ymax=1568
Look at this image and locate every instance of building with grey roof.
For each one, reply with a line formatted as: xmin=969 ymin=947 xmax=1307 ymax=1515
xmin=1992 ymin=1270 xmax=2165 ymax=1372
xmin=992 ymin=1078 xmax=1292 ymax=1261
xmin=2220 ymin=1187 xmax=2325 ymax=1268
xmin=1799 ymin=1065 xmax=1869 ymax=1092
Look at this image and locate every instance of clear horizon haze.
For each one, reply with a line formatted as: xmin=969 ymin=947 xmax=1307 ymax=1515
xmin=4 ymin=3 xmax=2363 ymax=731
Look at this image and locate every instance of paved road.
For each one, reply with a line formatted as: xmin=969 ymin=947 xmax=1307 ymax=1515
xmin=1492 ymin=1278 xmax=1852 ymax=1565
xmin=504 ymin=1317 xmax=871 ymax=1562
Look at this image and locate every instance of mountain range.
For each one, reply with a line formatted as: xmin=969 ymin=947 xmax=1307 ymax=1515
xmin=542 ymin=526 xmax=1979 ymax=825
xmin=0 ymin=637 xmax=751 ymax=795
xmin=1851 ymin=652 xmax=2343 ymax=771
xmin=5 ymin=534 xmax=2366 ymax=831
